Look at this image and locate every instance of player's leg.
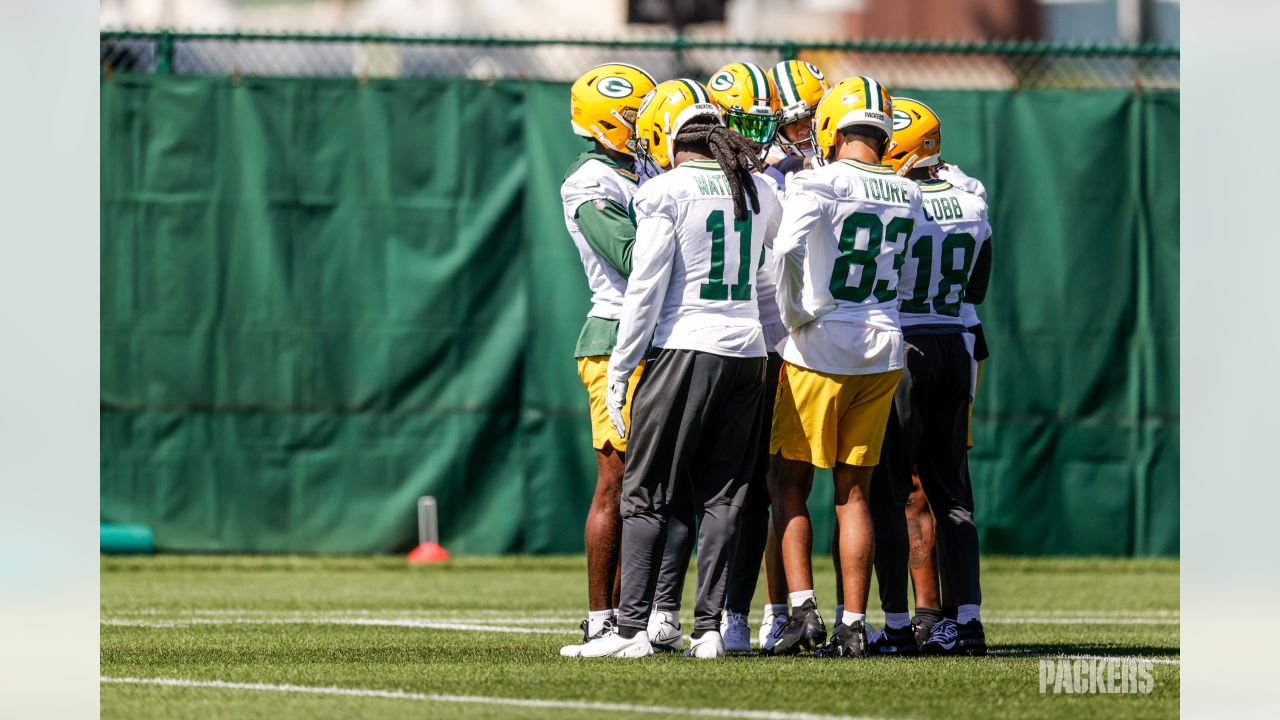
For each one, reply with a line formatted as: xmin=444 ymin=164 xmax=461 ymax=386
xmin=820 ymin=462 xmax=875 ymax=656
xmin=584 ymin=443 xmax=622 ymax=611
xmin=831 ymin=519 xmax=842 ymax=626
xmin=723 ymin=351 xmax=783 ymax=651
xmin=759 ymin=521 xmax=790 ymax=650
xmin=562 ymin=356 xmax=637 ymax=656
xmin=869 ymin=397 xmax=917 ymax=654
xmin=648 ymin=485 xmax=693 ymax=652
xmin=766 ymin=454 xmax=822 ymax=654
xmin=766 ymin=362 xmax=833 ymax=655
xmin=580 ymin=350 xmax=700 ymax=657
xmin=815 ymin=368 xmax=903 ymax=658
xmin=905 ymin=471 xmax=943 ymax=645
xmin=912 ymin=334 xmax=985 ymax=656
xmin=687 ymin=353 xmax=766 ymax=658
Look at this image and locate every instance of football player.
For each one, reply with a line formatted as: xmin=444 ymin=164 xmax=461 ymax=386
xmin=765 ymin=59 xmax=830 ymax=188
xmin=646 ymin=62 xmax=793 ymax=653
xmin=557 ymin=63 xmax=657 ymax=658
xmin=872 ymin=97 xmax=992 ymax=656
xmin=895 ymin=160 xmax=991 ymax=645
xmin=577 ymin=79 xmax=781 ymax=659
xmin=767 ymin=77 xmax=923 ymax=657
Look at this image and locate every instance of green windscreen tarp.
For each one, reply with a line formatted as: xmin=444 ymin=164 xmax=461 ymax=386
xmin=100 ymin=76 xmax=1179 ymax=555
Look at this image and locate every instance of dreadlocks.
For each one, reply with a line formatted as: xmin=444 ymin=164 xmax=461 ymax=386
xmin=674 ymin=118 xmax=763 ymax=222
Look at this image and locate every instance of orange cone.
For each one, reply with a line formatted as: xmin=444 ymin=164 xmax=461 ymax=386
xmin=407 ymin=541 xmax=451 ymax=564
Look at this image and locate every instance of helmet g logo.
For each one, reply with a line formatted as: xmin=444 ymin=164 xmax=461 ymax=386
xmin=709 ymin=72 xmax=735 ymax=91
xmin=893 ymin=109 xmax=912 ymax=131
xmin=805 ymin=63 xmax=825 ymax=80
xmin=598 ymin=77 xmax=634 ymax=98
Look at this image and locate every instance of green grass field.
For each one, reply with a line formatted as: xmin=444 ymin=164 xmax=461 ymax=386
xmin=101 ymin=555 xmax=1178 ymax=719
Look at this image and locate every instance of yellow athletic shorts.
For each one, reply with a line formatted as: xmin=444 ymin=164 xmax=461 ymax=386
xmin=967 ymin=361 xmax=983 ymax=449
xmin=577 ymin=356 xmax=644 ymax=453
xmin=770 ymin=363 xmax=903 ymax=469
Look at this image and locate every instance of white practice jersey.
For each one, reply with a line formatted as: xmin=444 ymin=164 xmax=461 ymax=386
xmin=935 ymin=163 xmax=988 ymax=328
xmin=609 ymin=159 xmax=783 ymax=384
xmin=561 ymin=154 xmax=641 ymax=320
xmin=754 ymin=172 xmax=787 ymax=352
xmin=897 ymin=180 xmax=991 ymax=329
xmin=772 ymin=159 xmax=924 ymax=375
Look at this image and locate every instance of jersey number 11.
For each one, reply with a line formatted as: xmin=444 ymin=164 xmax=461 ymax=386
xmin=700 ymin=209 xmax=754 ymax=301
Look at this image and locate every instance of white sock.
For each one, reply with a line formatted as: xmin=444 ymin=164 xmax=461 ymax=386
xmin=885 ymin=612 xmax=911 ymax=630
xmin=764 ymin=603 xmax=788 ymax=617
xmin=841 ymin=611 xmax=866 ymax=627
xmin=658 ymin=609 xmax=680 ymax=626
xmin=835 ymin=604 xmax=845 ymax=623
xmin=956 ymin=604 xmax=981 ymax=625
xmin=789 ymin=590 xmax=816 ymax=607
xmin=612 ymin=608 xmax=619 ymax=618
xmin=588 ymin=609 xmax=614 ymax=636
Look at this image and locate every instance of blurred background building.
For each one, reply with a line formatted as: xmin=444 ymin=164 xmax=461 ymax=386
xmin=101 ymin=0 xmax=1179 ymax=43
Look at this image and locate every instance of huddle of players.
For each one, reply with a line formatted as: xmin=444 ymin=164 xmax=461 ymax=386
xmin=559 ymin=59 xmax=992 ymax=659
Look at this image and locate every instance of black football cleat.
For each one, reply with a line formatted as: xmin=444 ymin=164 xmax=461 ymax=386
xmin=919 ymin=618 xmax=958 ymax=655
xmin=815 ymin=620 xmax=868 ymax=658
xmin=911 ymin=613 xmax=940 ymax=648
xmin=869 ymin=624 xmax=919 ymax=656
xmin=767 ymin=599 xmax=827 ymax=655
xmin=955 ymin=619 xmax=987 ymax=656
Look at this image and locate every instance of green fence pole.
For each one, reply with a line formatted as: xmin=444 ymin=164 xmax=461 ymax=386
xmin=156 ymin=30 xmax=173 ymax=74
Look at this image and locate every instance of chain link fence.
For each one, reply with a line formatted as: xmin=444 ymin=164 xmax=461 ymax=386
xmin=101 ymin=31 xmax=1178 ymax=90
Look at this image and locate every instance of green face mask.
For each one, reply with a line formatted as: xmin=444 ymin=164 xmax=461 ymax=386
xmin=726 ymin=110 xmax=780 ymax=144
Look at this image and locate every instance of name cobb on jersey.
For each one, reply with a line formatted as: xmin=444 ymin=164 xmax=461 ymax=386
xmin=922 ymin=195 xmax=966 ymax=221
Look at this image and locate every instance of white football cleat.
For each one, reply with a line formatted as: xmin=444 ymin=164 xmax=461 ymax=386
xmin=561 ymin=618 xmax=614 ymax=657
xmin=759 ymin=611 xmax=789 ymax=652
xmin=684 ymin=631 xmax=726 ymax=659
xmin=647 ymin=610 xmax=684 ymax=653
xmin=721 ymin=610 xmax=752 ymax=652
xmin=578 ymin=628 xmax=654 ymax=658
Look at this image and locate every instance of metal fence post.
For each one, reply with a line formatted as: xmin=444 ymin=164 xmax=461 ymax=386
xmin=156 ymin=30 xmax=174 ymax=74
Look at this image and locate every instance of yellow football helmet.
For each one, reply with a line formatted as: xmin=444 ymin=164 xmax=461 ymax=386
xmin=634 ymin=79 xmax=723 ymax=171
xmin=810 ymin=76 xmax=895 ymax=164
xmin=769 ymin=60 xmax=829 ymax=154
xmin=883 ymin=97 xmax=942 ymax=174
xmin=705 ymin=62 xmax=780 ymax=144
xmin=570 ymin=63 xmax=658 ymax=155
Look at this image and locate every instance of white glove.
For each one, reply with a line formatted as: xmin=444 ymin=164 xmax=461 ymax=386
xmin=606 ymin=378 xmax=629 ymax=439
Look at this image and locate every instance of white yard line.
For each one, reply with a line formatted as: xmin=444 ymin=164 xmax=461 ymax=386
xmin=994 ymin=653 xmax=1180 ymax=666
xmin=100 ymin=676 xmax=877 ymax=720
xmin=112 ymin=607 xmax=1178 ymax=618
xmin=101 ymin=617 xmax=565 ymax=634
xmin=102 ymin=614 xmax=1180 ymax=628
